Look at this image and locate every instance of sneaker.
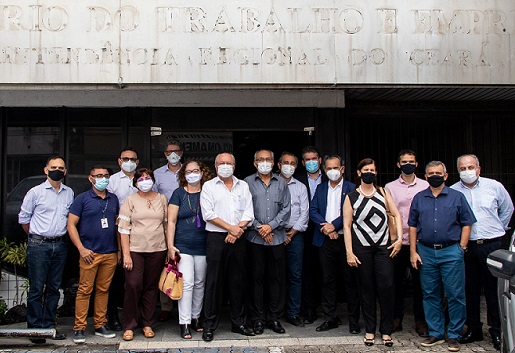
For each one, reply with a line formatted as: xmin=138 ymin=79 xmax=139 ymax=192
xmin=73 ymin=330 xmax=85 ymax=343
xmin=421 ymin=336 xmax=445 ymax=347
xmin=448 ymin=338 xmax=461 ymax=352
xmin=94 ymin=325 xmax=116 ymax=338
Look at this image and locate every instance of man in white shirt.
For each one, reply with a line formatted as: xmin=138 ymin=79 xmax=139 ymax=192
xmin=105 ymin=147 xmax=139 ymax=331
xmin=200 ymin=152 xmax=254 ymax=341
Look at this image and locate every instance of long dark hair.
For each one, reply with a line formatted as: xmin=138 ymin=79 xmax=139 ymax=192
xmin=355 ymin=158 xmax=378 ymax=188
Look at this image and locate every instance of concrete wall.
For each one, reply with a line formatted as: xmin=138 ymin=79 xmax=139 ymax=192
xmin=1 ymin=0 xmax=514 ymax=85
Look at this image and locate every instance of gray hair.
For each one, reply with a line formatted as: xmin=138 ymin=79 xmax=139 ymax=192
xmin=456 ymin=154 xmax=480 ymax=169
xmin=425 ymin=160 xmax=447 ymax=174
xmin=254 ymin=149 xmax=274 ymax=161
xmin=214 ymin=152 xmax=236 ymax=165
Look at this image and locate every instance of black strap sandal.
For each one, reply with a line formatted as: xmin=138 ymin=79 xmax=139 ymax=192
xmin=382 ymin=336 xmax=394 ymax=347
xmin=180 ymin=324 xmax=192 ymax=339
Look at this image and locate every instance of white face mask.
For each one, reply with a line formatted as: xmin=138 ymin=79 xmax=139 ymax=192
xmin=326 ymin=169 xmax=342 ymax=181
xmin=460 ymin=169 xmax=478 ymax=184
xmin=281 ymin=164 xmax=295 ymax=179
xmin=217 ymin=164 xmax=234 ymax=178
xmin=257 ymin=161 xmax=273 ymax=175
xmin=137 ymin=179 xmax=154 ymax=192
xmin=185 ymin=173 xmax=202 ymax=185
xmin=166 ymin=152 xmax=181 ymax=166
xmin=121 ymin=160 xmax=137 ymax=173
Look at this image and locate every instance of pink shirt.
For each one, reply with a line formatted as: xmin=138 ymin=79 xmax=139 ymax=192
xmin=385 ymin=175 xmax=429 ymax=245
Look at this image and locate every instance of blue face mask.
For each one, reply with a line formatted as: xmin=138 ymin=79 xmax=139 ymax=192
xmin=93 ymin=177 xmax=109 ymax=191
xmin=305 ymin=160 xmax=319 ymax=173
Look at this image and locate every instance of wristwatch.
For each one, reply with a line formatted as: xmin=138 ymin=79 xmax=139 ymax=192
xmin=460 ymin=245 xmax=468 ymax=253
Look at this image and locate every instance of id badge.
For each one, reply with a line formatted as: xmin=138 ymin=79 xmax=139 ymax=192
xmin=101 ymin=217 xmax=109 ymax=229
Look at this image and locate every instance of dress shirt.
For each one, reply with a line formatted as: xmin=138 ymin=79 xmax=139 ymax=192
xmin=385 ymin=175 xmax=429 ymax=245
xmin=107 ymin=170 xmax=138 ymax=206
xmin=286 ymin=177 xmax=309 ymax=232
xmin=408 ymin=186 xmax=476 ymax=244
xmin=200 ymin=176 xmax=254 ymax=233
xmin=451 ymin=177 xmax=514 ymax=240
xmin=153 ymin=163 xmax=181 ymax=201
xmin=307 ymin=171 xmax=322 ymax=200
xmin=18 ymin=179 xmax=74 ymax=237
xmin=325 ymin=178 xmax=343 ymax=234
xmin=245 ymin=173 xmax=291 ymax=246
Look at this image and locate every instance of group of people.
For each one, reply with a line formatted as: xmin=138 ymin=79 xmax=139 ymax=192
xmin=18 ymin=141 xmax=513 ymax=352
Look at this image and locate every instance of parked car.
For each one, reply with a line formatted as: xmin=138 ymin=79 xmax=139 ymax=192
xmin=487 ymin=232 xmax=515 ymax=353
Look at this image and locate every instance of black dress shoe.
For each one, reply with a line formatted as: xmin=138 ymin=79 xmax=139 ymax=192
xmin=287 ymin=316 xmax=305 ymax=327
xmin=231 ymin=325 xmax=255 ymax=336
xmin=108 ymin=313 xmax=122 ymax=331
xmin=253 ymin=321 xmax=265 ymax=335
xmin=460 ymin=330 xmax=484 ymax=344
xmin=52 ymin=331 xmax=67 ymax=340
xmin=267 ymin=321 xmax=286 ymax=334
xmin=303 ymin=311 xmax=316 ymax=324
xmin=349 ymin=323 xmax=361 ymax=335
xmin=29 ymin=338 xmax=46 ymax=344
xmin=202 ymin=329 xmax=214 ymax=341
xmin=316 ymin=320 xmax=338 ymax=332
xmin=336 ymin=317 xmax=342 ymax=325
xmin=492 ymin=335 xmax=501 ymax=351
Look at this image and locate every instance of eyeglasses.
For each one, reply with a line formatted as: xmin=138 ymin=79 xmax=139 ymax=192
xmin=91 ymin=174 xmax=110 ymax=179
xmin=255 ymin=158 xmax=273 ymax=163
xmin=120 ymin=157 xmax=138 ymax=163
xmin=48 ymin=166 xmax=66 ymax=171
xmin=164 ymin=149 xmax=182 ymax=155
xmin=137 ymin=176 xmax=152 ymax=182
xmin=185 ymin=169 xmax=200 ymax=175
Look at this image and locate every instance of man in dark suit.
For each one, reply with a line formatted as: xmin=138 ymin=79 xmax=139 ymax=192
xmin=309 ymin=155 xmax=360 ymax=333
xmin=295 ymin=146 xmax=327 ymax=324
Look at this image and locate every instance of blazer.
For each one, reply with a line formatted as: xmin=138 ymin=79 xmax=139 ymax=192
xmin=309 ymin=179 xmax=355 ymax=247
xmin=295 ymin=170 xmax=328 ymax=201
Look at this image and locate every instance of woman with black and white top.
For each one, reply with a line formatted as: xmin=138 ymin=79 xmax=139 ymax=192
xmin=343 ymin=158 xmax=403 ymax=347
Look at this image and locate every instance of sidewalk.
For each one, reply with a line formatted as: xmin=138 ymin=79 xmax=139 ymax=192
xmin=0 ymin=301 xmax=499 ymax=352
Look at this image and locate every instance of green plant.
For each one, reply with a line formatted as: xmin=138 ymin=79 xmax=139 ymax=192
xmin=0 ymin=237 xmax=27 ymax=305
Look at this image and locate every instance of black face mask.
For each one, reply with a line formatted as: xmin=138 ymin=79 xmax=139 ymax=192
xmin=427 ymin=175 xmax=445 ymax=188
xmin=400 ymin=163 xmax=416 ymax=175
xmin=361 ymin=172 xmax=376 ymax=184
xmin=48 ymin=170 xmax=65 ymax=181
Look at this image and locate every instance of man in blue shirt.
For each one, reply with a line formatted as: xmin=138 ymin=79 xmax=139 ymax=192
xmin=451 ymin=154 xmax=514 ymax=350
xmin=18 ymin=155 xmax=74 ymax=343
xmin=67 ymin=166 xmax=120 ymax=343
xmin=409 ymin=161 xmax=476 ymax=352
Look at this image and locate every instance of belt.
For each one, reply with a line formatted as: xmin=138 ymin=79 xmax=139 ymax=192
xmin=469 ymin=237 xmax=502 ymax=245
xmin=419 ymin=241 xmax=458 ymax=250
xmin=29 ymin=234 xmax=63 ymax=242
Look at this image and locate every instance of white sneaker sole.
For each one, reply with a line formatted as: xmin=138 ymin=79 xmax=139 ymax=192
xmin=73 ymin=338 xmax=85 ymax=343
xmin=95 ymin=332 xmax=116 ymax=338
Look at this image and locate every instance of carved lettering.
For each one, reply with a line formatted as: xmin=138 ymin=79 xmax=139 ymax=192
xmin=377 ymin=9 xmax=397 ymax=34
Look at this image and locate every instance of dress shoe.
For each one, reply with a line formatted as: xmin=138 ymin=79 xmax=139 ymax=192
xmin=492 ymin=335 xmax=501 ymax=351
xmin=107 ymin=313 xmax=122 ymax=331
xmin=158 ymin=310 xmax=171 ymax=322
xmin=52 ymin=331 xmax=67 ymax=340
xmin=266 ymin=321 xmax=286 ymax=334
xmin=349 ymin=323 xmax=361 ymax=334
xmin=459 ymin=330 xmax=483 ymax=344
xmin=253 ymin=321 xmax=265 ymax=335
xmin=336 ymin=317 xmax=342 ymax=325
xmin=415 ymin=321 xmax=429 ymax=337
xmin=316 ymin=320 xmax=338 ymax=332
xmin=287 ymin=316 xmax=305 ymax=327
xmin=303 ymin=310 xmax=316 ymax=324
xmin=231 ymin=325 xmax=255 ymax=336
xmin=202 ymin=329 xmax=214 ymax=342
xmin=29 ymin=338 xmax=46 ymax=344
xmin=392 ymin=318 xmax=403 ymax=333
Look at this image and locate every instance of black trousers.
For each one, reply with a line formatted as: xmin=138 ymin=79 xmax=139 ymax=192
xmin=107 ymin=265 xmax=125 ymax=317
xmin=353 ymin=244 xmax=394 ymax=335
xmin=248 ymin=242 xmax=286 ymax=322
xmin=319 ymin=237 xmax=360 ymax=324
xmin=465 ymin=238 xmax=502 ymax=336
xmin=301 ymin=225 xmax=322 ymax=317
xmin=203 ymin=232 xmax=248 ymax=331
xmin=393 ymin=245 xmax=425 ymax=322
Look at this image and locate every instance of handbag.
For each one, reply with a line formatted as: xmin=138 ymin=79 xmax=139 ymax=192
xmin=379 ymin=187 xmax=398 ymax=241
xmin=158 ymin=256 xmax=183 ymax=300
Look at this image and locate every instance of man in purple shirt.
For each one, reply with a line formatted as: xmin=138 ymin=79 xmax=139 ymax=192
xmin=385 ymin=149 xmax=429 ymax=337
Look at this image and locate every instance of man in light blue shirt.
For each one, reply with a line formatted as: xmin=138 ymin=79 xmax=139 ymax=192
xmin=278 ymin=151 xmax=309 ymax=327
xmin=451 ymin=154 xmax=514 ymax=350
xmin=18 ymin=155 xmax=74 ymax=343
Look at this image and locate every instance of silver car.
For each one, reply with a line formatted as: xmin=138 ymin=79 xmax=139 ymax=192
xmin=487 ymin=232 xmax=515 ymax=353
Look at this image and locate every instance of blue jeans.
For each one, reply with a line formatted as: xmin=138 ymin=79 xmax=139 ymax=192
xmin=286 ymin=233 xmax=304 ymax=319
xmin=418 ymin=243 xmax=466 ymax=340
xmin=26 ymin=238 xmax=67 ymax=328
